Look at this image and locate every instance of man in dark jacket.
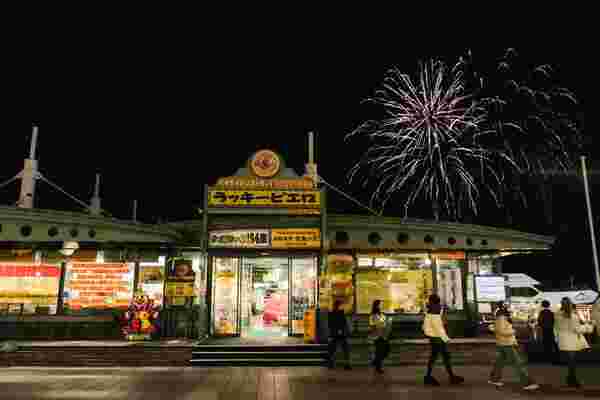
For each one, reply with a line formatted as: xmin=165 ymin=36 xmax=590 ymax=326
xmin=328 ymin=300 xmax=352 ymax=370
xmin=537 ymin=300 xmax=558 ymax=362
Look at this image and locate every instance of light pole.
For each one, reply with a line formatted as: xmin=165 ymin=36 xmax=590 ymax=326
xmin=580 ymin=156 xmax=600 ymax=291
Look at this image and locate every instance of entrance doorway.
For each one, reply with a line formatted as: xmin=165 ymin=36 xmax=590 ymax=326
xmin=211 ymin=256 xmax=317 ymax=339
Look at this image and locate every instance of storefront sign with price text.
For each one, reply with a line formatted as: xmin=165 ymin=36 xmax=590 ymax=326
xmin=208 ymin=189 xmax=320 ymax=208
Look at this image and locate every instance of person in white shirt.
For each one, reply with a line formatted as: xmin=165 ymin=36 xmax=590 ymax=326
xmin=554 ymin=297 xmax=590 ymax=388
xmin=422 ymin=294 xmax=464 ymax=386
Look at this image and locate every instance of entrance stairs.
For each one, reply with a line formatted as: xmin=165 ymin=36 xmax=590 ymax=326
xmin=190 ymin=344 xmax=329 ymax=367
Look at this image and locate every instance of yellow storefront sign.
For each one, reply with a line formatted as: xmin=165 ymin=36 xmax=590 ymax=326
xmin=166 ymin=282 xmax=194 ymax=297
xmin=208 ymin=190 xmax=320 ymax=208
xmin=271 ymin=229 xmax=321 ymax=248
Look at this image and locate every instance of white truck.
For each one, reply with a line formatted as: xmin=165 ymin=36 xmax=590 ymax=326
xmin=504 ymin=273 xmax=599 ymax=321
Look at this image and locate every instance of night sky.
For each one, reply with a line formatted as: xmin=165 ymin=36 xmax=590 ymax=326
xmin=2 ymin=23 xmax=596 ymax=288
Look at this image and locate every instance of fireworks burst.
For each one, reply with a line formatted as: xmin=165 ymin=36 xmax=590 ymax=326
xmin=347 ymin=50 xmax=582 ymax=219
xmin=347 ymin=60 xmax=509 ymax=219
xmin=454 ymin=48 xmax=583 ymax=208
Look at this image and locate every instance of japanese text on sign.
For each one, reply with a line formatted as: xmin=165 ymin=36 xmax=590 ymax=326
xmin=209 ymin=230 xmax=271 ymax=248
xmin=208 ymin=190 xmax=320 ymax=208
xmin=271 ymin=229 xmax=321 ymax=248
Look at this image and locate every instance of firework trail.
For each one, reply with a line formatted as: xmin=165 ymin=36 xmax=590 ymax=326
xmin=348 ymin=50 xmax=582 ymax=219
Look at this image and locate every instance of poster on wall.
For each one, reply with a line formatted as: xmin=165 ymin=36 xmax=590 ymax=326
xmin=63 ymin=263 xmax=135 ymax=310
xmin=438 ymin=269 xmax=464 ymax=311
xmin=139 ymin=264 xmax=165 ymax=305
xmin=166 ymin=258 xmax=195 ymax=306
xmin=475 ymin=275 xmax=506 ymax=302
xmin=0 ymin=264 xmax=60 ymax=314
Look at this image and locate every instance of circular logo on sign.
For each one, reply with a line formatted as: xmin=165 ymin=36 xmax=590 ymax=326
xmin=250 ymin=150 xmax=281 ymax=178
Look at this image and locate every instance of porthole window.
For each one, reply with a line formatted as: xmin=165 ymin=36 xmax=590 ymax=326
xmin=368 ymin=232 xmax=382 ymax=245
xmin=89 ymin=229 xmax=97 ymax=239
xmin=0 ymin=223 xmax=3 ymax=233
xmin=397 ymin=233 xmax=409 ymax=244
xmin=20 ymin=225 xmax=32 ymax=237
xmin=424 ymin=234 xmax=434 ymax=244
xmin=335 ymin=231 xmax=350 ymax=244
xmin=481 ymin=239 xmax=488 ymax=246
xmin=48 ymin=227 xmax=59 ymax=237
xmin=448 ymin=237 xmax=456 ymax=245
xmin=466 ymin=238 xmax=473 ymax=246
xmin=69 ymin=228 xmax=79 ymax=238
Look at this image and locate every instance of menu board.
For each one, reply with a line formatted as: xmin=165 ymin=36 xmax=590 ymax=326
xmin=0 ymin=264 xmax=60 ymax=314
xmin=63 ymin=263 xmax=134 ymax=310
xmin=475 ymin=275 xmax=506 ymax=302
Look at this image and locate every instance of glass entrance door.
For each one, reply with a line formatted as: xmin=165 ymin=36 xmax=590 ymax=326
xmin=211 ymin=257 xmax=240 ymax=336
xmin=289 ymin=257 xmax=318 ymax=335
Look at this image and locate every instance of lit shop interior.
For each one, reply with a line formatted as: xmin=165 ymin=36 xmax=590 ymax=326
xmin=0 ymin=249 xmax=208 ymax=317
xmin=211 ymin=256 xmax=317 ymax=337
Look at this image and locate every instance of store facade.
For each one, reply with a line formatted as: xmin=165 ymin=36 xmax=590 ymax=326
xmin=0 ymin=149 xmax=556 ymax=341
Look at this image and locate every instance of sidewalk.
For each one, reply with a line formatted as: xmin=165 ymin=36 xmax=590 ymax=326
xmin=1 ymin=364 xmax=598 ymax=400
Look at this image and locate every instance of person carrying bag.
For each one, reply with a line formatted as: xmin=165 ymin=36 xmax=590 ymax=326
xmin=488 ymin=302 xmax=539 ymax=390
xmin=554 ymin=297 xmax=594 ymax=388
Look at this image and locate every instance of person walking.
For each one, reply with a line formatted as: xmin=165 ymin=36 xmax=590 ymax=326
xmin=488 ymin=302 xmax=539 ymax=390
xmin=554 ymin=297 xmax=592 ymax=388
xmin=422 ymin=294 xmax=464 ymax=386
xmin=537 ymin=300 xmax=558 ymax=362
xmin=591 ymin=298 xmax=600 ymax=344
xmin=369 ymin=300 xmax=390 ymax=374
xmin=327 ymin=300 xmax=352 ymax=370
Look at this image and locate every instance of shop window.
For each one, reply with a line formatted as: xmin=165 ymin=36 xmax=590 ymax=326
xmin=356 ymin=253 xmax=432 ymax=314
xmin=62 ymin=262 xmax=135 ymax=314
xmin=20 ymin=225 xmax=32 ymax=237
xmin=69 ymin=228 xmax=79 ymax=238
xmin=88 ymin=229 xmax=97 ymax=238
xmin=397 ymin=232 xmax=409 ymax=244
xmin=335 ymin=231 xmax=350 ymax=244
xmin=436 ymin=257 xmax=465 ymax=311
xmin=510 ymin=287 xmax=538 ymax=298
xmin=424 ymin=234 xmax=434 ymax=244
xmin=48 ymin=227 xmax=59 ymax=237
xmin=368 ymin=232 xmax=382 ymax=246
xmin=0 ymin=263 xmax=61 ymax=315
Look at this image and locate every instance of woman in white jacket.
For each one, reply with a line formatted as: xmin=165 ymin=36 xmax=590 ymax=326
xmin=422 ymin=294 xmax=464 ymax=386
xmin=554 ymin=297 xmax=589 ymax=388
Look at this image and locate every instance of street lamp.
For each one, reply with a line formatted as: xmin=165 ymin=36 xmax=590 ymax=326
xmin=59 ymin=241 xmax=79 ymax=257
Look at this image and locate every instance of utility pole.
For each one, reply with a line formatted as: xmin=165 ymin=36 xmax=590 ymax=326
xmin=581 ymin=156 xmax=600 ymax=291
xmin=17 ymin=126 xmax=40 ymax=208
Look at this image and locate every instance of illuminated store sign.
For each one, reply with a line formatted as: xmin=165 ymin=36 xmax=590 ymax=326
xmin=63 ymin=263 xmax=134 ymax=309
xmin=209 ymin=230 xmax=270 ymax=248
xmin=208 ymin=190 xmax=320 ymax=208
xmin=271 ymin=229 xmax=320 ymax=249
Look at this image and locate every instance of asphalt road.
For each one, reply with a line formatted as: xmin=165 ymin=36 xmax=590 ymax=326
xmin=1 ymin=364 xmax=599 ymax=400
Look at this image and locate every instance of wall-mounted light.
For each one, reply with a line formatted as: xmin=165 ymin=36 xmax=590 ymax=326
xmin=59 ymin=241 xmax=79 ymax=257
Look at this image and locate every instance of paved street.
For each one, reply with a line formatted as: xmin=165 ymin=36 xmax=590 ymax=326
xmin=1 ymin=364 xmax=599 ymax=400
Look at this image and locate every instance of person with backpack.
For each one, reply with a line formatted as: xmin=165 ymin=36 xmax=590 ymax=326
xmin=369 ymin=300 xmax=390 ymax=374
xmin=422 ymin=294 xmax=464 ymax=386
xmin=488 ymin=302 xmax=539 ymax=390
xmin=327 ymin=300 xmax=352 ymax=370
